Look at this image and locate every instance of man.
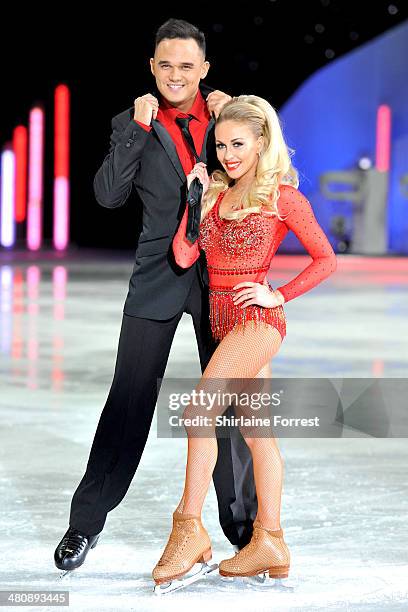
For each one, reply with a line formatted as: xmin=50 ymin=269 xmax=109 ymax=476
xmin=54 ymin=18 xmax=257 ymax=572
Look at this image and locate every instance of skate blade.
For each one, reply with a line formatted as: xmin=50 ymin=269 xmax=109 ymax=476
xmin=154 ymin=562 xmax=218 ymax=595
xmin=58 ymin=569 xmax=74 ymax=580
xmin=246 ymin=573 xmax=295 ymax=591
xmin=220 ymin=573 xmax=295 ymax=591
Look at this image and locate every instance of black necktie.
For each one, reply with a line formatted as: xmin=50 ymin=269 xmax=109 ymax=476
xmin=175 ymin=115 xmax=202 ymax=243
xmin=175 ymin=115 xmax=201 ymax=162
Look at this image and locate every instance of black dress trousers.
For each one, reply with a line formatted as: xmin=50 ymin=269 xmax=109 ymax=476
xmin=69 ymin=266 xmax=257 ymax=548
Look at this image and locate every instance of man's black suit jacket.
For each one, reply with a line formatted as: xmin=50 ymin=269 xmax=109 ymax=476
xmin=94 ymin=82 xmax=222 ymax=320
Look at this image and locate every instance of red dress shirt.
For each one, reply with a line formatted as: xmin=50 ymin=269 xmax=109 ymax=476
xmin=134 ymin=90 xmax=211 ymax=175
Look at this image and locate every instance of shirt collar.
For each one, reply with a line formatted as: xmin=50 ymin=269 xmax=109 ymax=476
xmin=159 ymin=89 xmax=211 ymax=123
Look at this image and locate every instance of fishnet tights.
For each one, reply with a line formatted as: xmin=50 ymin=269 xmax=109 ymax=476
xmin=175 ymin=321 xmax=284 ymax=531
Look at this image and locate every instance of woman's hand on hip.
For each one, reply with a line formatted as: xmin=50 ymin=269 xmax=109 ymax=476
xmin=232 ymin=282 xmax=285 ymax=308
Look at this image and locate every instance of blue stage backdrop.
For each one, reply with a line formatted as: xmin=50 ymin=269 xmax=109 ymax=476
xmin=280 ymin=20 xmax=408 ymax=254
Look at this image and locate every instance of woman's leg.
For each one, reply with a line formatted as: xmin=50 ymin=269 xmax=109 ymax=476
xmin=239 ymin=360 xmax=284 ymax=531
xmin=175 ymin=322 xmax=283 ymax=519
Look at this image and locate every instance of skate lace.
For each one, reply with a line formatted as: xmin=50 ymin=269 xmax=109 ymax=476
xmin=241 ymin=529 xmax=261 ymax=555
xmin=61 ymin=530 xmax=88 ymax=555
xmin=160 ymin=522 xmax=194 ymax=564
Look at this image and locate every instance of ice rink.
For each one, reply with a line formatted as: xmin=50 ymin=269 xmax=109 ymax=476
xmin=0 ymin=251 xmax=407 ymax=611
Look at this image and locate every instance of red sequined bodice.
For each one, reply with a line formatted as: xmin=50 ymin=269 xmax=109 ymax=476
xmin=172 ymin=184 xmax=337 ymax=340
xmin=198 ymin=189 xmax=289 ymax=291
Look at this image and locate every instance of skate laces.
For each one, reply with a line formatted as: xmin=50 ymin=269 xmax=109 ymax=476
xmin=160 ymin=520 xmax=196 ymax=564
xmin=62 ymin=530 xmax=88 ymax=555
xmin=238 ymin=529 xmax=261 ymax=556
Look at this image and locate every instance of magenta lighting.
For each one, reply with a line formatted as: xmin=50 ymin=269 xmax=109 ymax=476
xmin=53 ymin=84 xmax=70 ymax=250
xmin=27 ymin=107 xmax=44 ymax=251
xmin=375 ymin=104 xmax=391 ymax=172
xmin=0 ymin=148 xmax=16 ymax=248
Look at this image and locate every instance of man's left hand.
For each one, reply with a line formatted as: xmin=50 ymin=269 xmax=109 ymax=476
xmin=206 ymin=90 xmax=232 ymax=119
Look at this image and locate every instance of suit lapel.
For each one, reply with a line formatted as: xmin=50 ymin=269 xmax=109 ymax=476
xmin=150 ymin=120 xmax=186 ymax=181
xmin=199 ymin=117 xmax=215 ymax=164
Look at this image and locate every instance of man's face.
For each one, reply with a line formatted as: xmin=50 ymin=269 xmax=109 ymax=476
xmin=150 ymin=38 xmax=210 ymax=109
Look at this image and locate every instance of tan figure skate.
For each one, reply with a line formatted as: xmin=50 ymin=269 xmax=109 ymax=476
xmin=219 ymin=521 xmax=290 ymax=583
xmin=153 ymin=511 xmax=218 ymax=594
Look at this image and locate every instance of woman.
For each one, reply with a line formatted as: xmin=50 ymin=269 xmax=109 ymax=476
xmin=152 ymin=95 xmax=337 ymax=589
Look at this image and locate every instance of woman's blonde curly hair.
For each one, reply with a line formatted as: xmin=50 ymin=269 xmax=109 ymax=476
xmin=201 ymin=95 xmax=299 ymax=221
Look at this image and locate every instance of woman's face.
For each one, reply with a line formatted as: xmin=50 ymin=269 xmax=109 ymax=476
xmin=215 ymin=120 xmax=263 ymax=181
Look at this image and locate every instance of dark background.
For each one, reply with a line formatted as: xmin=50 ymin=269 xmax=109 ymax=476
xmin=1 ymin=0 xmax=407 ymax=249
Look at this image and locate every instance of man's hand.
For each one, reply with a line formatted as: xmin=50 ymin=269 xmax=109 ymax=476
xmin=206 ymin=90 xmax=232 ymax=119
xmin=133 ymin=94 xmax=159 ymax=125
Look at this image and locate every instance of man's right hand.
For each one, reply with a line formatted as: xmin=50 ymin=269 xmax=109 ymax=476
xmin=133 ymin=94 xmax=159 ymax=125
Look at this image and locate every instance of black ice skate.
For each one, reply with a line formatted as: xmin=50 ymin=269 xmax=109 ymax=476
xmin=54 ymin=527 xmax=100 ymax=578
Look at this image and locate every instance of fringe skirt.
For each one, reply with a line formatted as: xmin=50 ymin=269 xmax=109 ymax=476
xmin=209 ymin=287 xmax=287 ymax=342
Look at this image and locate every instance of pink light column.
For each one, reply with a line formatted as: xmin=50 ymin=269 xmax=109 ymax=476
xmin=53 ymin=85 xmax=70 ymax=250
xmin=0 ymin=147 xmax=16 ymax=247
xmin=27 ymin=107 xmax=44 ymax=251
xmin=375 ymin=104 xmax=391 ymax=172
